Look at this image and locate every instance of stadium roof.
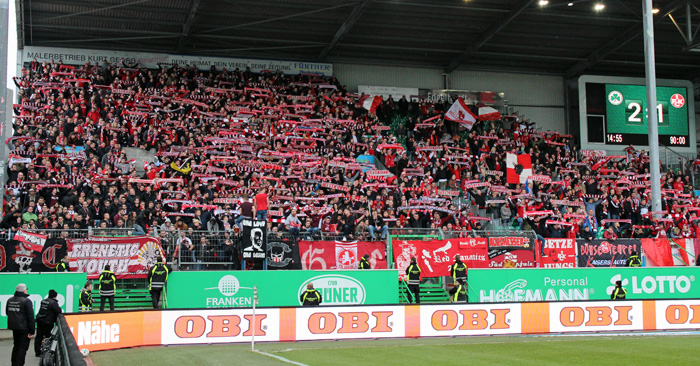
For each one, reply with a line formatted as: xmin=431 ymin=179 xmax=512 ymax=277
xmin=16 ymin=0 xmax=700 ymax=79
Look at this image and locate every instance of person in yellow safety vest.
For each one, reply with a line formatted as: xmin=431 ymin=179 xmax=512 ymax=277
xmin=300 ymin=283 xmax=322 ymax=306
xmin=358 ymin=254 xmax=371 ymax=269
xmin=55 ymin=255 xmax=70 ymax=272
xmin=449 ymin=279 xmax=468 ymax=302
xmin=406 ymin=257 xmax=421 ymax=304
xmin=450 ymin=254 xmax=467 ymax=284
xmin=611 ymin=280 xmax=627 ymax=300
xmin=97 ymin=265 xmax=117 ymax=311
xmin=148 ymin=257 xmax=171 ymax=309
xmin=626 ymin=251 xmax=642 ymax=267
xmin=79 ymin=281 xmax=93 ymax=312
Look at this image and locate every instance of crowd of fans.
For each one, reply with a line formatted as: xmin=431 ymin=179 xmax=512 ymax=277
xmin=5 ymin=57 xmax=700 ymax=266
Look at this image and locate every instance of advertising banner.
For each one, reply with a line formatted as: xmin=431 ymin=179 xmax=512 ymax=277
xmin=67 ymin=236 xmax=165 ymax=279
xmin=23 ymin=46 xmax=333 ymax=76
xmin=241 ymin=219 xmax=267 ymax=260
xmin=1 ymin=238 xmax=67 ymax=273
xmin=392 ymin=239 xmax=489 ymax=279
xmin=576 ymin=239 xmax=641 ymax=267
xmin=165 ymin=270 xmax=398 ymax=309
xmin=64 ymin=298 xmax=700 ymax=351
xmin=299 ymin=241 xmax=387 ymax=270
xmin=65 ymin=311 xmax=162 ymax=352
xmin=0 ymin=272 xmax=86 ymax=328
xmin=539 ymin=238 xmax=576 ymax=268
xmin=468 ymin=267 xmax=700 ymax=303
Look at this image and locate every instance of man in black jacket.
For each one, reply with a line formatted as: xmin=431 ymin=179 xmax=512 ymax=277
xmin=6 ymin=283 xmax=35 ymax=366
xmin=34 ymin=289 xmax=62 ymax=357
xmin=97 ymin=265 xmax=117 ymax=311
xmin=300 ymin=283 xmax=322 ymax=306
xmin=55 ymin=255 xmax=70 ymax=272
xmin=148 ymin=257 xmax=171 ymax=309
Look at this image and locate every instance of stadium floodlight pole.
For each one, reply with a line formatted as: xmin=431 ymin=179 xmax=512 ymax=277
xmin=642 ymin=0 xmax=662 ymax=217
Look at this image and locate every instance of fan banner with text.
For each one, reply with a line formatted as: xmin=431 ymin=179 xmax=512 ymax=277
xmin=299 ymin=241 xmax=387 ymax=270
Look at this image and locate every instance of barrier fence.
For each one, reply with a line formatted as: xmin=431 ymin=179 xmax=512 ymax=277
xmin=64 ymin=298 xmax=700 ymax=352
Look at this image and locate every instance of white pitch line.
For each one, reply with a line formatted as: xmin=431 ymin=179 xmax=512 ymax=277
xmin=253 ymin=349 xmax=311 ymax=366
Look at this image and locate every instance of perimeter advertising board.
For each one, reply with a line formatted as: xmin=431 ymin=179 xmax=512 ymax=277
xmin=469 ymin=267 xmax=700 ymax=303
xmin=166 ymin=270 xmax=398 ymax=309
xmin=0 ymin=273 xmax=86 ymax=328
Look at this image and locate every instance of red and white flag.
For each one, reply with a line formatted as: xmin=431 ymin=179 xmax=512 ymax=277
xmin=444 ymin=98 xmax=477 ymax=130
xmin=361 ymin=95 xmax=383 ymax=115
xmin=478 ymin=106 xmax=501 ymax=121
xmin=506 ymin=153 xmax=533 ymax=184
xmin=14 ymin=230 xmax=47 ymax=252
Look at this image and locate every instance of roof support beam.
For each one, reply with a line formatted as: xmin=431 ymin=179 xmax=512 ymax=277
xmin=445 ymin=0 xmax=536 ymax=73
xmin=175 ymin=0 xmax=202 ymax=53
xmin=565 ymin=0 xmax=688 ymax=78
xmin=38 ymin=0 xmax=152 ymax=22
xmin=317 ymin=0 xmax=372 ymax=61
xmin=15 ymin=0 xmax=25 ymax=48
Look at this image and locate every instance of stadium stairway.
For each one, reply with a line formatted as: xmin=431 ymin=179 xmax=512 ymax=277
xmin=398 ymin=282 xmax=451 ymax=304
xmin=93 ymin=279 xmax=154 ymax=310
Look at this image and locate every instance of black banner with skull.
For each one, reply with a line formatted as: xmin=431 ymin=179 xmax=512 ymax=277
xmin=266 ymin=235 xmax=301 ymax=270
xmin=0 ymin=238 xmax=67 ymax=273
xmin=241 ymin=219 xmax=267 ymax=260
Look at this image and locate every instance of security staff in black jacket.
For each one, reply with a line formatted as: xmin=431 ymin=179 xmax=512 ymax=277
xmin=79 ymin=281 xmax=94 ymax=312
xmin=626 ymin=251 xmax=642 ymax=267
xmin=34 ymin=290 xmax=62 ymax=357
xmin=55 ymin=255 xmax=70 ymax=272
xmin=450 ymin=254 xmax=467 ymax=284
xmin=449 ymin=279 xmax=468 ymax=303
xmin=148 ymin=257 xmax=171 ymax=309
xmin=6 ymin=283 xmax=35 ymax=366
xmin=406 ymin=257 xmax=421 ymax=304
xmin=611 ymin=280 xmax=627 ymax=300
xmin=97 ymin=265 xmax=117 ymax=311
xmin=300 ymin=283 xmax=322 ymax=306
xmin=358 ymin=254 xmax=371 ymax=269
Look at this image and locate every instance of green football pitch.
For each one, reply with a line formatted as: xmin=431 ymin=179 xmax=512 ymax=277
xmin=90 ymin=333 xmax=700 ymax=366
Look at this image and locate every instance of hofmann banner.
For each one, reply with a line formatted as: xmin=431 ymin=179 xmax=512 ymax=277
xmin=22 ymin=46 xmax=333 ymax=76
xmin=469 ymin=267 xmax=700 ymax=303
xmin=166 ymin=270 xmax=398 ymax=309
xmin=0 ymin=272 xmax=86 ymax=328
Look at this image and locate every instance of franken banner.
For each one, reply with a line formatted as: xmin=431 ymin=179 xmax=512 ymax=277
xmin=166 ymin=270 xmax=398 ymax=308
xmin=468 ymin=267 xmax=700 ymax=303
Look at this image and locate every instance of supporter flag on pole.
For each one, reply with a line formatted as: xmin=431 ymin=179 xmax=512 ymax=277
xmin=14 ymin=230 xmax=47 ymax=252
xmin=506 ymin=153 xmax=533 ymax=184
xmin=361 ymin=95 xmax=383 ymax=115
xmin=478 ymin=106 xmax=501 ymax=121
xmin=444 ymin=97 xmax=477 ymax=130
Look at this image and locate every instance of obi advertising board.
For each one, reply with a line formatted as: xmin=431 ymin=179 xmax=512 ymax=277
xmin=166 ymin=270 xmax=398 ymax=309
xmin=468 ymin=267 xmax=700 ymax=303
xmin=0 ymin=273 xmax=86 ymax=328
xmin=65 ymin=299 xmax=700 ymax=351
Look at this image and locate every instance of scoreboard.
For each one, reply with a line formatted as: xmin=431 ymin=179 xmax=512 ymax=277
xmin=578 ymin=75 xmax=696 ymax=152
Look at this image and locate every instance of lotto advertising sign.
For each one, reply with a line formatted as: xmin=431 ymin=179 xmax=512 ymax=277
xmin=64 ymin=299 xmax=700 ymax=351
xmin=0 ymin=273 xmax=86 ymax=328
xmin=469 ymin=267 xmax=700 ymax=303
xmin=166 ymin=270 xmax=398 ymax=309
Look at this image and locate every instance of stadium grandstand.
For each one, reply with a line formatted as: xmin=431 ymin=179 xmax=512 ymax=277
xmin=2 ymin=0 xmax=700 ymax=366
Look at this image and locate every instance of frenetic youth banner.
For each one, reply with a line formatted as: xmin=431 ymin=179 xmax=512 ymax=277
xmin=241 ymin=219 xmax=267 ymax=260
xmin=539 ymin=238 xmax=576 ymax=268
xmin=266 ymin=235 xmax=301 ymax=270
xmin=299 ymin=241 xmax=387 ymax=270
xmin=392 ymin=239 xmax=489 ymax=279
xmin=67 ymin=236 xmax=165 ymax=279
xmin=576 ymin=239 xmax=641 ymax=267
xmin=0 ymin=238 xmax=67 ymax=273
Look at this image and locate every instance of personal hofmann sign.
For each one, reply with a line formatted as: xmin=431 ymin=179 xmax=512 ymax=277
xmin=469 ymin=267 xmax=700 ymax=303
xmin=166 ymin=270 xmax=397 ymax=309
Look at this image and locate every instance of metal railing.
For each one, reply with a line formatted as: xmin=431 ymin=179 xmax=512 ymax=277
xmin=55 ymin=314 xmax=87 ymax=366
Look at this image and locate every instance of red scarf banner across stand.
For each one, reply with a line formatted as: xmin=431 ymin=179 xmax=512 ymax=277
xmin=66 ymin=236 xmax=166 ymax=279
xmin=392 ymin=238 xmax=489 ymax=279
xmin=299 ymin=241 xmax=387 ymax=270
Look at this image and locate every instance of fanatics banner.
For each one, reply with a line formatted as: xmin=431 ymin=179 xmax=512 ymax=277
xmin=539 ymin=238 xmax=576 ymax=268
xmin=299 ymin=241 xmax=388 ymax=270
xmin=0 ymin=238 xmax=67 ymax=273
xmin=576 ymin=239 xmax=641 ymax=267
xmin=392 ymin=238 xmax=489 ymax=279
xmin=67 ymin=236 xmax=165 ymax=279
xmin=241 ymin=219 xmax=268 ymax=260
